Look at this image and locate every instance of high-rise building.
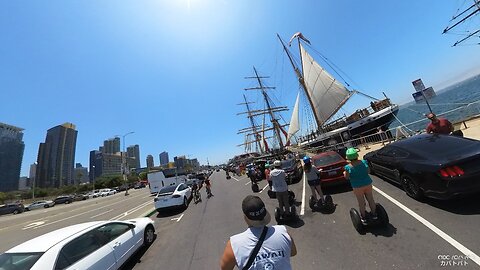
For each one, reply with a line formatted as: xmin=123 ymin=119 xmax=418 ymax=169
xmin=103 ymin=137 xmax=120 ymax=154
xmin=36 ymin=123 xmax=77 ymax=188
xmin=159 ymin=151 xmax=169 ymax=166
xmin=174 ymin=155 xmax=186 ymax=169
xmin=18 ymin=177 xmax=29 ymax=191
xmin=29 ymin=163 xmax=37 ymax=188
xmin=89 ymin=150 xmax=103 ymax=181
xmin=146 ymin=155 xmax=154 ymax=168
xmin=127 ymin=144 xmax=141 ymax=169
xmin=0 ymin=122 xmax=25 ymax=192
xmin=74 ymin=163 xmax=89 ymax=184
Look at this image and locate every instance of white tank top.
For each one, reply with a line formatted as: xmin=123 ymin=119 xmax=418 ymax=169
xmin=230 ymin=225 xmax=292 ymax=270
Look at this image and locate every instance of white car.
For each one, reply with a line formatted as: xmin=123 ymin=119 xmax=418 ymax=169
xmin=100 ymin=189 xmax=117 ymax=197
xmin=25 ymin=200 xmax=55 ymax=211
xmin=0 ymin=218 xmax=155 ymax=270
xmin=154 ymin=183 xmax=192 ymax=212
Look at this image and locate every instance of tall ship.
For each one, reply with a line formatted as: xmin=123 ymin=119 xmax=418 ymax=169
xmin=278 ymin=32 xmax=399 ymax=149
xmin=237 ymin=67 xmax=290 ymax=156
xmin=443 ymin=0 xmax=480 ymax=46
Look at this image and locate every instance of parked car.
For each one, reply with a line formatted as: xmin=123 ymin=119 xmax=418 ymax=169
xmin=0 ymin=203 xmax=25 ymax=215
xmin=281 ymin=158 xmax=303 ymax=184
xmin=100 ymin=189 xmax=116 ymax=197
xmin=312 ymin=151 xmax=348 ymax=186
xmin=25 ymin=200 xmax=55 ymax=211
xmin=73 ymin=193 xmax=89 ymax=201
xmin=364 ymin=134 xmax=480 ymax=200
xmin=54 ymin=195 xmax=73 ymax=204
xmin=0 ymin=218 xmax=155 ymax=270
xmin=154 ymin=183 xmax=192 ymax=212
xmin=134 ymin=183 xmax=146 ymax=189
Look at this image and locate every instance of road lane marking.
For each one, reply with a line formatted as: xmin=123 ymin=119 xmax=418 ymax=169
xmin=245 ymin=181 xmax=251 ymax=186
xmin=109 ymin=201 xmax=152 ymax=221
xmin=171 ymin=214 xmax=184 ymax=222
xmin=90 ymin=209 xmax=113 ymax=219
xmin=259 ymin=184 xmax=269 ymax=193
xmin=373 ymin=186 xmax=480 ymax=266
xmin=300 ymin=173 xmax=306 ymax=216
xmin=22 ymin=221 xmax=46 ymax=230
xmin=231 ymin=176 xmax=240 ymax=181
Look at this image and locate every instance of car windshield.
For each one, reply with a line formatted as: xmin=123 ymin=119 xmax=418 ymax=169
xmin=313 ymin=153 xmax=344 ymax=167
xmin=0 ymin=252 xmax=44 ymax=270
xmin=158 ymin=185 xmax=177 ymax=194
xmin=281 ymin=159 xmax=295 ymax=169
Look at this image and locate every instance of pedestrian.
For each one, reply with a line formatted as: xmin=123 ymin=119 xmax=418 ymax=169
xmin=425 ymin=113 xmax=454 ymax=135
xmin=264 ymin=163 xmax=271 ymax=190
xmin=270 ymin=160 xmax=292 ymax=217
xmin=220 ymin=195 xmax=297 ymax=270
xmin=343 ymin=148 xmax=377 ymax=224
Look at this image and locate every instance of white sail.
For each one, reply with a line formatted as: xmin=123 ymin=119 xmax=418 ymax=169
xmin=287 ymin=92 xmax=300 ymax=141
xmin=300 ymin=43 xmax=352 ymax=125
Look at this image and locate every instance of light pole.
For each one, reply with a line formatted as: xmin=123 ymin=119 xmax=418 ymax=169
xmin=122 ymin=131 xmax=135 ymax=195
xmin=32 ymin=162 xmax=37 ymax=200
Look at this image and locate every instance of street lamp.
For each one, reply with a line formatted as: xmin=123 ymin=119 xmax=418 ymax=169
xmin=32 ymin=162 xmax=37 ymax=200
xmin=121 ymin=131 xmax=135 ymax=195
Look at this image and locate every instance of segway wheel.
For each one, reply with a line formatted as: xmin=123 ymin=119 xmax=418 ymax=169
xmin=267 ymin=190 xmax=276 ymax=199
xmin=251 ymin=183 xmax=259 ymax=193
xmin=322 ymin=195 xmax=335 ymax=213
xmin=375 ymin=203 xmax=389 ymax=226
xmin=226 ymin=176 xmax=231 ymax=179
xmin=309 ymin=196 xmax=317 ymax=210
xmin=349 ymin=208 xmax=365 ymax=234
xmin=288 ymin=191 xmax=295 ymax=205
xmin=274 ymin=207 xmax=282 ymax=224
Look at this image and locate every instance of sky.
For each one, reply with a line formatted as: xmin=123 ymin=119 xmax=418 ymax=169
xmin=1 ymin=0 xmax=480 ymax=176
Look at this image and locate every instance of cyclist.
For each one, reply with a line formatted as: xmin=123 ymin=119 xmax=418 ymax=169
xmin=192 ymin=180 xmax=201 ymax=203
xmin=303 ymin=156 xmax=325 ymax=206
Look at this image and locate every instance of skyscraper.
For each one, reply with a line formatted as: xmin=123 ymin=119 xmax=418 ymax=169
xmin=103 ymin=137 xmax=120 ymax=154
xmin=146 ymin=155 xmax=154 ymax=168
xmin=0 ymin=122 xmax=25 ymax=192
xmin=127 ymin=144 xmax=141 ymax=169
xmin=159 ymin=151 xmax=169 ymax=166
xmin=36 ymin=123 xmax=77 ymax=188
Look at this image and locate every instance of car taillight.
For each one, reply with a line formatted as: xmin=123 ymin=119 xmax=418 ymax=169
xmin=172 ymin=194 xmax=181 ymax=198
xmin=439 ymin=166 xmax=465 ymax=178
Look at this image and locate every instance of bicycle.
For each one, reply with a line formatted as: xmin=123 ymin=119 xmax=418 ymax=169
xmin=193 ymin=189 xmax=202 ymax=203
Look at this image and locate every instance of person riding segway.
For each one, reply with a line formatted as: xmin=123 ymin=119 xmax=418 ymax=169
xmin=303 ymin=156 xmax=335 ymax=213
xmin=344 ymin=148 xmax=389 ymax=233
xmin=270 ymin=160 xmax=297 ymax=224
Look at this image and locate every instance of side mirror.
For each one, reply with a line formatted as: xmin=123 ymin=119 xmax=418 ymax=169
xmin=128 ymin=223 xmax=136 ymax=229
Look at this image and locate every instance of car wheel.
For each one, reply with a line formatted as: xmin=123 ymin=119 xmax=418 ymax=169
xmin=44 ymin=205 xmax=49 ymax=208
xmin=25 ymin=208 xmax=30 ymax=211
xmin=65 ymin=200 xmax=70 ymax=204
xmin=143 ymin=225 xmax=155 ymax=246
xmin=13 ymin=209 xmax=19 ymax=215
xmin=401 ymin=174 xmax=423 ymax=200
xmin=183 ymin=197 xmax=188 ymax=209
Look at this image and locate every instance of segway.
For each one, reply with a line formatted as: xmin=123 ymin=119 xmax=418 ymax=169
xmin=274 ymin=205 xmax=298 ymax=224
xmin=309 ymin=195 xmax=335 ymax=213
xmin=349 ymin=203 xmax=389 ymax=234
xmin=251 ymin=181 xmax=260 ymax=193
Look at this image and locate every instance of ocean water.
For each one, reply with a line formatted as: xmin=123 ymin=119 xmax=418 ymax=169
xmin=389 ymin=74 xmax=480 ymax=133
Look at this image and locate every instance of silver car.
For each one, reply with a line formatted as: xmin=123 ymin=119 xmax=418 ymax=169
xmin=25 ymin=200 xmax=55 ymax=211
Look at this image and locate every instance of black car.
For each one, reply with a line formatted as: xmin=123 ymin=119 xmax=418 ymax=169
xmin=0 ymin=203 xmax=25 ymax=215
xmin=54 ymin=195 xmax=73 ymax=204
xmin=281 ymin=159 xmax=303 ymax=184
xmin=364 ymin=134 xmax=480 ymax=200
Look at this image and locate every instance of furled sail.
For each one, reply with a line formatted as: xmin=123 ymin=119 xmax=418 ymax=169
xmin=300 ymin=43 xmax=352 ymax=125
xmin=287 ymin=92 xmax=300 ymax=141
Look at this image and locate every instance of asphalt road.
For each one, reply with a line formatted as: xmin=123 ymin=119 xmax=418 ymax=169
xmin=130 ymin=171 xmax=480 ymax=270
xmin=0 ymin=188 xmax=154 ymax=253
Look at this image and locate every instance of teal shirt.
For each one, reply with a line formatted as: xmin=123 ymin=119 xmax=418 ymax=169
xmin=344 ymin=160 xmax=372 ymax=188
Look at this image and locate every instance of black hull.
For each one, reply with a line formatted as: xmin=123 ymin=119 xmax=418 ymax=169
xmin=301 ymin=108 xmax=399 ymax=149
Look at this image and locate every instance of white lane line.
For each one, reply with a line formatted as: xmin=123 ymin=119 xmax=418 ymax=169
xmin=300 ymin=173 xmax=306 ymax=216
xmin=90 ymin=209 xmax=113 ymax=219
xmin=245 ymin=181 xmax=252 ymax=186
xmin=232 ymin=176 xmax=240 ymax=182
xmin=259 ymin=184 xmax=269 ymax=193
xmin=109 ymin=201 xmax=152 ymax=221
xmin=22 ymin=221 xmax=46 ymax=230
xmin=171 ymin=214 xmax=184 ymax=222
xmin=373 ymin=186 xmax=480 ymax=266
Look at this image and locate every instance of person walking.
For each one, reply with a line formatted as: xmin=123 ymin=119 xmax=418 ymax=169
xmin=270 ymin=160 xmax=291 ymax=217
xmin=220 ymin=195 xmax=297 ymax=270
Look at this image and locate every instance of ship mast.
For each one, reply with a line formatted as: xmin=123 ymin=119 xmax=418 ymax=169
xmin=443 ymin=0 xmax=480 ymax=46
xmin=244 ymin=66 xmax=289 ymax=150
xmin=237 ymin=95 xmax=263 ymax=153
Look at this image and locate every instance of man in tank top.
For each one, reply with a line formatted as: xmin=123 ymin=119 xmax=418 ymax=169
xmin=220 ymin=195 xmax=297 ymax=270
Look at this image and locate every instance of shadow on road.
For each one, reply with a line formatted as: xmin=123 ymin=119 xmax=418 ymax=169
xmin=323 ymin=184 xmax=352 ymax=195
xmin=281 ymin=218 xmax=305 ymax=229
xmin=120 ymin=235 xmax=158 ymax=270
xmin=155 ymin=208 xmax=187 ymax=218
xmin=425 ymin=195 xmax=480 ymax=215
xmin=357 ymin=223 xmax=398 ymax=237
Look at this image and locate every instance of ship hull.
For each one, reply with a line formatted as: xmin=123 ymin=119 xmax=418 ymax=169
xmin=299 ymin=105 xmax=399 ymax=149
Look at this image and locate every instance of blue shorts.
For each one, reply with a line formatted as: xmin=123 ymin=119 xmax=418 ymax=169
xmin=308 ymin=179 xmax=321 ymax=187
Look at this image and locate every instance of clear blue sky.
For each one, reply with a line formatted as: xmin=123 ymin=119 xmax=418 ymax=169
xmin=1 ymin=1 xmax=479 ymax=176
